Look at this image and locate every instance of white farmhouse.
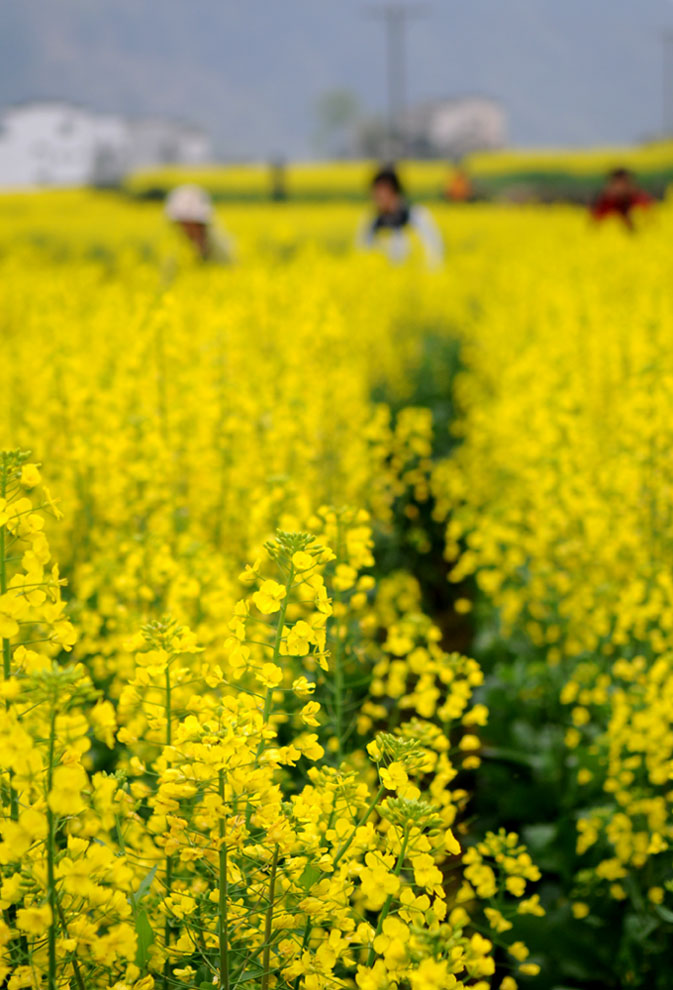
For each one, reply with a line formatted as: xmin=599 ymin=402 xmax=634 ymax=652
xmin=0 ymin=101 xmax=212 ymax=188
xmin=404 ymin=96 xmax=506 ymax=159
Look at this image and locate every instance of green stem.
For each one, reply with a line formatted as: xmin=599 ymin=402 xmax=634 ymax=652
xmin=163 ymin=660 xmax=173 ymax=990
xmin=366 ymin=828 xmax=409 ymax=965
xmin=1 ymin=457 xmax=11 ymax=683
xmin=293 ymin=784 xmax=386 ymax=989
xmin=0 ymin=550 xmax=9 ymax=683
xmin=272 ymin=566 xmax=293 ymax=666
xmin=333 ymin=521 xmax=345 ymax=759
xmin=2 ymin=456 xmax=24 ymax=984
xmin=333 ymin=611 xmax=345 ymax=763
xmin=218 ymin=770 xmax=230 ymax=990
xmin=256 ymin=566 xmax=294 ymax=758
xmin=1 ymin=458 xmax=18 ymax=824
xmin=165 ymin=661 xmax=173 ymax=749
xmin=56 ymin=900 xmax=85 ymax=990
xmin=333 ymin=784 xmax=386 ymax=869
xmin=292 ymin=918 xmax=312 ymax=990
xmin=260 ymin=845 xmax=279 ymax=990
xmin=46 ymin=704 xmax=57 ymax=990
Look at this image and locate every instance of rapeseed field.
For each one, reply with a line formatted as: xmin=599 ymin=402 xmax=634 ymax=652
xmin=0 ymin=191 xmax=671 ymax=989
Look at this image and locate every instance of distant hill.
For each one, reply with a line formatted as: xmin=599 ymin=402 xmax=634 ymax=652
xmin=1 ymin=0 xmax=672 ymax=157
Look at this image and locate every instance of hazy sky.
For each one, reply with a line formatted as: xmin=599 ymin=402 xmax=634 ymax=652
xmin=2 ymin=0 xmax=673 ymax=156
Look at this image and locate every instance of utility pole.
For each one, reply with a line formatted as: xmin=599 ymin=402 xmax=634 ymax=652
xmin=367 ymin=2 xmax=428 ymax=160
xmin=664 ymin=30 xmax=673 ymax=135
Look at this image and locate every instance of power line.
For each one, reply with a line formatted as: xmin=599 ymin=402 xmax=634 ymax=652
xmin=366 ymin=2 xmax=429 ymax=159
xmin=663 ymin=30 xmax=673 ymax=136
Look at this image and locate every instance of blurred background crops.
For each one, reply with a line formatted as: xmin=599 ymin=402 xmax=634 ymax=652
xmin=123 ymin=143 xmax=673 ymax=204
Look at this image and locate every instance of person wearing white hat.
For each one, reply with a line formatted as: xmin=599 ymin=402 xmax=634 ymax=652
xmin=164 ymin=184 xmax=233 ymax=263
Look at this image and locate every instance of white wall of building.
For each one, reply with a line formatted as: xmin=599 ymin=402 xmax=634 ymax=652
xmin=404 ymin=97 xmax=507 ymax=159
xmin=0 ymin=102 xmax=211 ymax=188
xmin=429 ymin=98 xmax=506 ymax=153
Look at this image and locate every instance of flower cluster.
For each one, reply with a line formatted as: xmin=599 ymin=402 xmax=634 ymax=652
xmin=0 ymin=453 xmax=541 ymax=988
xmin=431 ymin=211 xmax=673 ymax=983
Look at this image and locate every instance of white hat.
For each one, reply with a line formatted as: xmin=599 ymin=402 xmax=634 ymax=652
xmin=165 ymin=184 xmax=213 ymax=224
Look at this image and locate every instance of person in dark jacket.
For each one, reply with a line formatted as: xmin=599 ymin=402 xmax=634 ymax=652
xmin=591 ymin=168 xmax=653 ymax=231
xmin=358 ymin=166 xmax=444 ymax=266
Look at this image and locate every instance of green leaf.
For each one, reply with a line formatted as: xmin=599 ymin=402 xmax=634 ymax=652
xmin=135 ymin=908 xmax=155 ymax=968
xmin=130 ymin=864 xmax=157 ymax=908
xmin=235 ymin=967 xmax=266 ymax=985
xmin=654 ymin=904 xmax=673 ymax=925
xmin=522 ymin=822 xmax=567 ymax=871
xmin=299 ymin=861 xmax=321 ymax=890
xmin=480 ymin=745 xmax=536 ymax=767
xmin=624 ymin=912 xmax=658 ymax=945
xmin=523 ymin=822 xmax=557 ymax=849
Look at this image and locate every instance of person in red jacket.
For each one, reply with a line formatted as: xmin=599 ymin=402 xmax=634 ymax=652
xmin=591 ymin=167 xmax=653 ymax=230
